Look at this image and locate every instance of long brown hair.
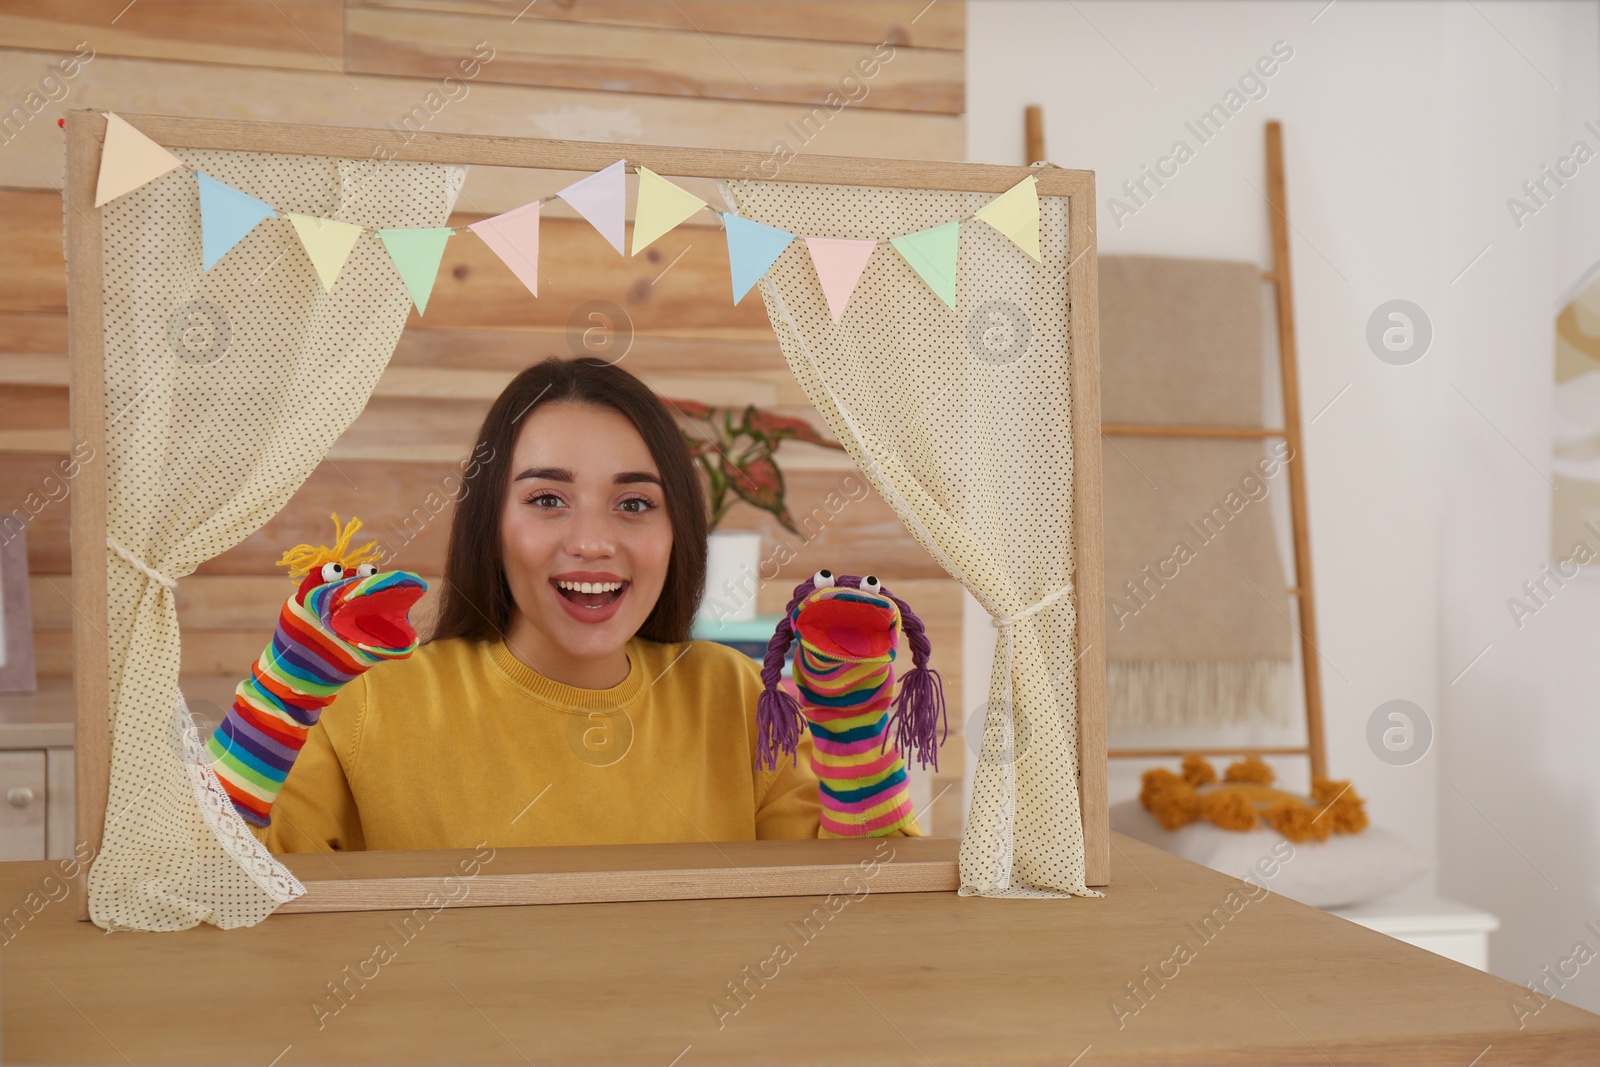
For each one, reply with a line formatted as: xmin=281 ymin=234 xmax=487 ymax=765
xmin=426 ymin=356 xmax=707 ymax=646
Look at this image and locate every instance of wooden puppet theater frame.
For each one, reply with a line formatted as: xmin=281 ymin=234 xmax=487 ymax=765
xmin=63 ymin=111 xmax=1107 ymax=924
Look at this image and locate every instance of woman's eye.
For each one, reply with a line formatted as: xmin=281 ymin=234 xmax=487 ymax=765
xmin=526 ymin=492 xmax=564 ymax=508
xmin=619 ymin=496 xmax=656 ymax=514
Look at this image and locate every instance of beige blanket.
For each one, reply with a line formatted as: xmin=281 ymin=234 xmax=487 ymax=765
xmin=1099 ymin=255 xmax=1293 ymax=727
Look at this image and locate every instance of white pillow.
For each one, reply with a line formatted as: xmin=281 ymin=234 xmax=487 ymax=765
xmin=1110 ymin=798 xmax=1427 ymax=908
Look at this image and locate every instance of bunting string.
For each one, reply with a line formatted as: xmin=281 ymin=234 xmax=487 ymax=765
xmin=92 ymin=111 xmax=1046 ymax=318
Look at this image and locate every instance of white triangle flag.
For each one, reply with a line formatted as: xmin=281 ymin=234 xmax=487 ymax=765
xmin=556 ymin=159 xmax=627 ymax=255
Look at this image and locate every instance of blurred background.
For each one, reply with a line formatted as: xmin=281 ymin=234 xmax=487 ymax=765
xmin=0 ymin=0 xmax=1596 ymax=1015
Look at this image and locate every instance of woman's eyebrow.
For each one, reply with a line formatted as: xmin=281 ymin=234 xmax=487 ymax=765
xmin=513 ymin=466 xmax=662 ymax=487
xmin=614 ymin=471 xmax=664 ymax=487
xmin=513 ymin=466 xmax=571 ymax=482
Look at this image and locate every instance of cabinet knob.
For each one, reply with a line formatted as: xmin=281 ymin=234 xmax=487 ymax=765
xmin=6 ymin=787 xmax=33 ymax=809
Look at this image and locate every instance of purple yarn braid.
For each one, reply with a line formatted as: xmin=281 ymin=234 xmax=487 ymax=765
xmin=881 ymin=585 xmax=950 ymax=771
xmin=753 ymin=578 xmax=816 ymax=772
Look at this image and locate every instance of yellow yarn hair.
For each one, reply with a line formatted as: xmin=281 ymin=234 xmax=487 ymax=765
xmin=275 ymin=512 xmax=383 ymax=581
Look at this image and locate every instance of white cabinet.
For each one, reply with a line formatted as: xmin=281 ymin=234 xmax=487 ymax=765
xmin=0 ymin=676 xmax=77 ymax=861
xmin=1327 ymin=890 xmax=1501 ymax=971
xmin=0 ymin=750 xmax=46 ymax=860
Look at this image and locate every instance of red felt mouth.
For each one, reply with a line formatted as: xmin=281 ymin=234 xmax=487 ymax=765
xmin=798 ymin=597 xmax=895 ymax=658
xmin=331 ymin=585 xmax=424 ymax=649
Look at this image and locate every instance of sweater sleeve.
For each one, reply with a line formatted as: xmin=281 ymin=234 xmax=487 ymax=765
xmin=246 ymin=677 xmax=367 ymax=852
xmin=754 ymin=726 xmax=824 ymax=839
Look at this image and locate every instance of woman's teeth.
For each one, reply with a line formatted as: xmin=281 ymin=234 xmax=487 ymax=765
xmin=556 ymin=580 xmax=624 ymax=594
xmin=555 ymin=579 xmax=627 ymax=609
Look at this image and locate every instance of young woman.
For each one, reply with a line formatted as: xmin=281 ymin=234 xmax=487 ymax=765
xmin=246 ymin=356 xmax=867 ymax=852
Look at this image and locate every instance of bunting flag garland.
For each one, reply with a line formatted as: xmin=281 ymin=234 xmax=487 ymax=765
xmin=468 ymin=201 xmax=542 ymax=298
xmin=195 ymin=172 xmax=277 ymax=272
xmin=376 ymin=227 xmax=454 ymax=314
xmin=631 ymin=165 xmax=709 ymax=257
xmin=91 ymin=111 xmax=1048 ymax=317
xmin=891 ymin=221 xmax=960 ymax=309
xmin=722 ymin=213 xmax=796 ymax=305
xmin=95 ymin=112 xmax=185 ymax=207
xmin=286 ymin=213 xmax=365 ymax=292
xmin=804 ymin=236 xmax=877 ymax=322
xmin=973 ymin=175 xmax=1042 ymax=263
xmin=556 ymin=158 xmax=627 ymax=255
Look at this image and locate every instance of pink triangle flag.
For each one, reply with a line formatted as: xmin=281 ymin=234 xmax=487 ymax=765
xmin=469 ymin=201 xmax=541 ymax=297
xmin=804 ymin=237 xmax=877 ymax=322
xmin=556 ymin=159 xmax=626 ymax=255
xmin=95 ymin=112 xmax=185 ymax=207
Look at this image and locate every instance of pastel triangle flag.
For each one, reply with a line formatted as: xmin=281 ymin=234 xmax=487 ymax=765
xmin=286 ymin=213 xmax=365 ymax=292
xmin=95 ymin=112 xmax=185 ymax=207
xmin=804 ymin=237 xmax=876 ymax=322
xmin=195 ymin=172 xmax=276 ymax=271
xmin=890 ymin=221 xmax=960 ymax=309
xmin=377 ymin=227 xmax=454 ymax=315
xmin=973 ymin=175 xmax=1041 ymax=262
xmin=722 ymin=213 xmax=795 ymax=305
xmin=557 ymin=159 xmax=627 ymax=255
xmin=468 ymin=202 xmax=540 ymax=297
xmin=631 ymin=165 xmax=708 ymax=256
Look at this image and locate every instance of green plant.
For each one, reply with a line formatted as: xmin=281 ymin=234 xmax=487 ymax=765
xmin=663 ymin=398 xmax=845 ymax=536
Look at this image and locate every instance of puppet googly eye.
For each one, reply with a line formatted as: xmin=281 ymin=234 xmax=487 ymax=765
xmin=812 ymin=569 xmax=835 ymax=588
xmin=319 ymin=562 xmax=345 ymax=583
xmin=355 ymin=563 xmax=379 ymax=578
xmin=861 ymin=575 xmax=881 ymax=593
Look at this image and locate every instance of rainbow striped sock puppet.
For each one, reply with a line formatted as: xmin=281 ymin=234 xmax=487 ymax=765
xmin=756 ymin=569 xmax=949 ymax=837
xmin=205 ymin=513 xmax=427 ymax=827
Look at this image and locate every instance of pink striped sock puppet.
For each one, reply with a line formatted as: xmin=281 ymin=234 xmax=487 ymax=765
xmin=206 ymin=513 xmax=426 ymax=828
xmin=755 ymin=569 xmax=949 ymax=837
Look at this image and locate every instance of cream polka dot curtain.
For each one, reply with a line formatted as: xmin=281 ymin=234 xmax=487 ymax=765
xmin=719 ymin=173 xmax=1101 ymax=899
xmin=86 ymin=150 xmax=466 ymax=932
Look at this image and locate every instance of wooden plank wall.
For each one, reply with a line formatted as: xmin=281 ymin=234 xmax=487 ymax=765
xmin=0 ymin=1 xmax=969 ymax=834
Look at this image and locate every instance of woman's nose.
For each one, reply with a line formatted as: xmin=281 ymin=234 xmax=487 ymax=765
xmin=564 ymin=504 xmax=617 ymax=557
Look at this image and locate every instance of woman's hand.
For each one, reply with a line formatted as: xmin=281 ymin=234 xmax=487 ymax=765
xmin=208 ymin=568 xmax=426 ymax=827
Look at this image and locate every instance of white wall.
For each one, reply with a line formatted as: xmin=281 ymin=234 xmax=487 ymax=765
xmin=967 ymin=0 xmax=1600 ymax=1012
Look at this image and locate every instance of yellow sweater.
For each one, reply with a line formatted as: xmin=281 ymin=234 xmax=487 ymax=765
xmin=248 ymin=634 xmax=921 ymax=852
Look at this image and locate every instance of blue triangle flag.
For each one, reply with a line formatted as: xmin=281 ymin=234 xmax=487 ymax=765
xmin=195 ymin=172 xmax=277 ymax=272
xmin=722 ymin=213 xmax=795 ymax=305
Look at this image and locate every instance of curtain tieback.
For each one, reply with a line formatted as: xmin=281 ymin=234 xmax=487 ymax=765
xmin=106 ymin=535 xmax=178 ymax=590
xmin=989 ymin=580 xmax=1075 ymax=631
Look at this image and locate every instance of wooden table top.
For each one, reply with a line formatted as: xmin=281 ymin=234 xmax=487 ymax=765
xmin=5 ymin=833 xmax=1598 ymax=1065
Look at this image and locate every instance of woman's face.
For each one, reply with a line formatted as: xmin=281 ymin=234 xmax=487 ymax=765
xmin=499 ymin=401 xmax=674 ymax=667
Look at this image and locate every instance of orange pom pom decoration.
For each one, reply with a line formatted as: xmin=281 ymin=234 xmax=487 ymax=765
xmin=1137 ymin=752 xmax=1370 ymax=843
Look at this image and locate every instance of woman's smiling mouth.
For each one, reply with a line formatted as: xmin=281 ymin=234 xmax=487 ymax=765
xmin=552 ymin=577 xmax=629 ymax=608
xmin=548 ymin=569 xmax=633 ymax=625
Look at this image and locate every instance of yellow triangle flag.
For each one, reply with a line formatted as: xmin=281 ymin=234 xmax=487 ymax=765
xmin=631 ymin=165 xmax=708 ymax=256
xmin=286 ymin=213 xmax=365 ymax=292
xmin=973 ymin=175 xmax=1041 ymax=262
xmin=94 ymin=112 xmax=185 ymax=207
